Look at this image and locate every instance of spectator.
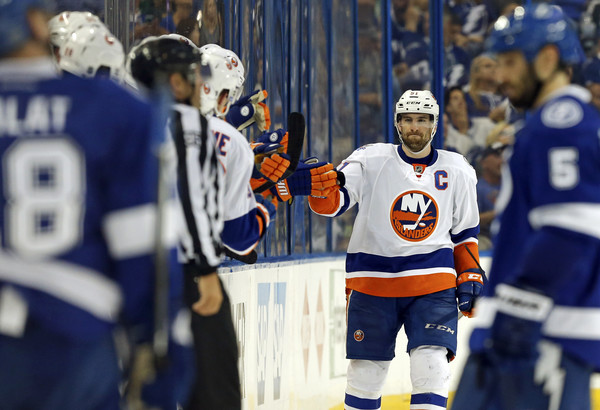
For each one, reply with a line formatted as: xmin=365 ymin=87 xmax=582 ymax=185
xmin=391 ymin=2 xmax=430 ymax=96
xmin=358 ymin=27 xmax=384 ymax=143
xmin=176 ymin=16 xmax=200 ymax=46
xmin=444 ymin=86 xmax=496 ymax=158
xmin=134 ymin=0 xmax=169 ymax=39
xmin=161 ymin=0 xmax=194 ymax=33
xmin=443 ymin=12 xmax=471 ymax=88
xmin=464 ymin=54 xmax=505 ymax=121
xmin=583 ymin=57 xmax=600 ymax=112
xmin=474 ymin=142 xmax=505 ymax=250
xmin=485 ymin=120 xmax=515 ymax=147
xmin=198 ymin=0 xmax=223 ymax=47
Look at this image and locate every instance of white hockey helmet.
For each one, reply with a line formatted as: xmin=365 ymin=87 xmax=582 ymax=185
xmin=58 ymin=24 xmax=125 ymax=83
xmin=48 ymin=11 xmax=102 ymax=49
xmin=395 ymin=89 xmax=439 ymax=142
xmin=198 ymin=43 xmax=245 ymax=117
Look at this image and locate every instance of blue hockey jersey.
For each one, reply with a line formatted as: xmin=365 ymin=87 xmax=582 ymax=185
xmin=469 ymin=85 xmax=600 ymax=370
xmin=0 ymin=57 xmax=179 ymax=342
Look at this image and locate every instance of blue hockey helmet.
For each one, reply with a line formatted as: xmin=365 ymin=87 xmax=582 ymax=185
xmin=486 ymin=4 xmax=585 ymax=66
xmin=0 ymin=0 xmax=55 ymax=56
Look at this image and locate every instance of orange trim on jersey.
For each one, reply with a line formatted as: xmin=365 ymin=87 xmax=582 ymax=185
xmin=256 ymin=213 xmax=265 ymax=237
xmin=454 ymin=242 xmax=480 ymax=275
xmin=308 ymin=190 xmax=340 ymax=215
xmin=346 ymin=272 xmax=456 ymax=297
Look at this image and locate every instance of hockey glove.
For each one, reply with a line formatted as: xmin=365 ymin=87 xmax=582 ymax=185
xmin=226 ymin=89 xmax=271 ymax=131
xmin=269 ymin=157 xmax=341 ymax=202
xmin=489 ymin=284 xmax=553 ymax=361
xmin=456 ymin=271 xmax=484 ymax=317
xmin=251 ymin=129 xmax=291 ymax=182
xmin=128 ymin=313 xmax=195 ymax=410
xmin=255 ymin=193 xmax=276 ymax=237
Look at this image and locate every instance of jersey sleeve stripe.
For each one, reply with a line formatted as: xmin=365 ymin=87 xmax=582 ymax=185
xmin=0 ymin=253 xmax=122 ymax=321
xmin=450 ymin=226 xmax=480 ymax=244
xmin=529 ymin=202 xmax=600 ymax=239
xmin=103 ymin=202 xmax=179 ymax=259
xmin=103 ymin=203 xmax=156 ymax=259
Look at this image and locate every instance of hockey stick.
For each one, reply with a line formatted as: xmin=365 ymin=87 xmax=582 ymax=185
xmin=253 ymin=112 xmax=305 ymax=194
xmin=152 ymin=139 xmax=171 ymax=369
xmin=225 ymin=247 xmax=258 ymax=264
xmin=465 ymin=244 xmax=488 ymax=283
xmin=150 ymin=84 xmax=173 ymax=370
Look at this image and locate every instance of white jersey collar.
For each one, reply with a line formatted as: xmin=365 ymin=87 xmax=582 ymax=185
xmin=540 ymin=84 xmax=591 ymax=105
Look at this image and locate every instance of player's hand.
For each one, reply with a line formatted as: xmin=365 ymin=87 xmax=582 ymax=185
xmin=226 ymin=89 xmax=271 ymax=131
xmin=139 ymin=335 xmax=195 ymax=409
xmin=269 ymin=157 xmax=341 ymax=202
xmin=251 ymin=129 xmax=291 ymax=182
xmin=192 ymin=272 xmax=223 ymax=316
xmin=488 ymin=284 xmax=553 ymax=360
xmin=456 ymin=271 xmax=484 ymax=317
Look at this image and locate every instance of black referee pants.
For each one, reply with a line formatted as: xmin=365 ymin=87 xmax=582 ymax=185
xmin=183 ymin=265 xmax=241 ymax=410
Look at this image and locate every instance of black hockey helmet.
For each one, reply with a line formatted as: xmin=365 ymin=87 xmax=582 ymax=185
xmin=127 ymin=35 xmax=210 ymax=90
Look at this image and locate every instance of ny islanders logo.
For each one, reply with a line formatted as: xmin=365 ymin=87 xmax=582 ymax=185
xmin=390 ymin=190 xmax=438 ymax=241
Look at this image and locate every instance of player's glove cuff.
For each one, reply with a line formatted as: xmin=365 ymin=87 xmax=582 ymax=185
xmin=456 ymin=271 xmax=484 ymax=317
xmin=254 ymin=194 xmax=276 ymax=237
xmin=489 ymin=284 xmax=554 ymax=359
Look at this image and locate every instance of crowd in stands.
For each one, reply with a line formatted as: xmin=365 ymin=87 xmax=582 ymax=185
xmin=58 ymin=0 xmax=600 ymax=249
xmin=385 ymin=0 xmax=600 ymax=248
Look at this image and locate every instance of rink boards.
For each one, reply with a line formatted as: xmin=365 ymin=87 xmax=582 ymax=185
xmin=219 ymin=256 xmax=600 ymax=410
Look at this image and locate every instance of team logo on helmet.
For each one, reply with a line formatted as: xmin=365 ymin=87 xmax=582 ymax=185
xmin=203 ymin=84 xmax=211 ymax=94
xmin=390 ymin=190 xmax=438 ymax=242
xmin=230 ymin=57 xmax=238 ymax=67
xmin=104 ymin=35 xmax=114 ymax=45
xmin=354 ymin=329 xmax=364 ymax=342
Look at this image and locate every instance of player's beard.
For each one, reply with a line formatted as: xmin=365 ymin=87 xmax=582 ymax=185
xmin=503 ymin=63 xmax=542 ymax=110
xmin=403 ymin=131 xmax=432 ymax=153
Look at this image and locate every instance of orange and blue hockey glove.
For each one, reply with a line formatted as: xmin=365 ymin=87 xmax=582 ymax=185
xmin=226 ymin=90 xmax=271 ymax=131
xmin=269 ymin=158 xmax=341 ymax=202
xmin=251 ymin=129 xmax=290 ymax=182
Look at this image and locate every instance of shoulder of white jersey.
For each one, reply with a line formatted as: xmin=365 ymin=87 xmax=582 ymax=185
xmin=436 ymin=149 xmax=477 ymax=180
xmin=346 ymin=142 xmax=395 ymax=160
xmin=173 ymin=102 xmax=200 ymax=117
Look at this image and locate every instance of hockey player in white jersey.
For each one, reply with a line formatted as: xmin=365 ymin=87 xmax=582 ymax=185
xmin=309 ymin=90 xmax=483 ymax=410
xmin=453 ymin=5 xmax=600 ymax=410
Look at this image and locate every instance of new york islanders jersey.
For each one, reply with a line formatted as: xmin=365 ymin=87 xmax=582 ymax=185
xmin=469 ymin=85 xmax=600 ymax=370
xmin=0 ymin=57 xmax=177 ymax=342
xmin=208 ymin=116 xmax=262 ymax=254
xmin=310 ymin=143 xmax=480 ymax=297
